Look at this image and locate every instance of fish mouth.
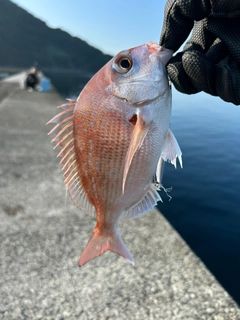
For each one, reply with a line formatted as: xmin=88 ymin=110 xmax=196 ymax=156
xmin=117 ymin=88 xmax=168 ymax=107
xmin=146 ymin=42 xmax=173 ymax=66
xmin=114 ymin=78 xmax=169 ymax=107
xmin=124 ymin=96 xmax=160 ymax=107
xmin=123 ymin=69 xmax=162 ymax=83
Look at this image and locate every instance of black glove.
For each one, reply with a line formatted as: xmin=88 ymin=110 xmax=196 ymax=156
xmin=160 ymin=0 xmax=240 ymax=105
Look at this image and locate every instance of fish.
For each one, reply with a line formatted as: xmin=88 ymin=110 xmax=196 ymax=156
xmin=47 ymin=41 xmax=182 ymax=267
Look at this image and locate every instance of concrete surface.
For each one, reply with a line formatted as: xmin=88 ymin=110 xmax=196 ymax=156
xmin=0 ymin=75 xmax=239 ymax=320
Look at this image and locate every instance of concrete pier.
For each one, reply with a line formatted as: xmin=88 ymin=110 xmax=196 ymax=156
xmin=0 ymin=74 xmax=239 ymax=319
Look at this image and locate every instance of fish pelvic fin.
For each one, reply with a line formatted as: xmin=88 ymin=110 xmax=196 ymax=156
xmin=122 ymin=114 xmax=151 ymax=194
xmin=78 ymin=227 xmax=134 ymax=267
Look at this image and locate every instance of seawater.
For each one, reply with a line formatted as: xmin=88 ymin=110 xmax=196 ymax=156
xmin=160 ymin=88 xmax=240 ymax=304
xmin=50 ymin=73 xmax=240 ymax=304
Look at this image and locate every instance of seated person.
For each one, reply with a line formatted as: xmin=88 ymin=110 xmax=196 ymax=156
xmin=25 ymin=68 xmax=39 ymax=91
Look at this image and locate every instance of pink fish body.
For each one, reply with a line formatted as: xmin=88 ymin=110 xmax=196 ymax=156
xmin=48 ymin=41 xmax=182 ymax=266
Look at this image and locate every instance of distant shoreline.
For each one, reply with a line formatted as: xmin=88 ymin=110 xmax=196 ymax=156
xmin=0 ymin=66 xmax=93 ymax=77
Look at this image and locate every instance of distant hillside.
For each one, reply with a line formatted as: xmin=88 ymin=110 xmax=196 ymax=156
xmin=0 ymin=0 xmax=112 ymax=73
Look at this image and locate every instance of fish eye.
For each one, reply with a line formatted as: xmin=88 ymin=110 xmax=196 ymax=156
xmin=119 ymin=58 xmax=132 ymax=70
xmin=112 ymin=54 xmax=133 ymax=74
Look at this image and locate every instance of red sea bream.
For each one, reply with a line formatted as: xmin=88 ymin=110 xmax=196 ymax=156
xmin=47 ymin=41 xmax=182 ymax=266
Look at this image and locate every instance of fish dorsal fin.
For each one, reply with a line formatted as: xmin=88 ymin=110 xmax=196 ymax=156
xmin=47 ymin=99 xmax=95 ymax=216
xmin=121 ymin=184 xmax=162 ymax=220
xmin=122 ymin=114 xmax=151 ymax=194
xmin=161 ymin=129 xmax=183 ymax=168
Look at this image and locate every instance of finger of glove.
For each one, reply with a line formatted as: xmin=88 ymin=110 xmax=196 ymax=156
xmin=184 ymin=30 xmax=228 ymax=64
xmin=206 ymin=38 xmax=228 ymax=63
xmin=215 ymin=57 xmax=240 ymax=105
xmin=182 ymin=51 xmax=217 ymax=95
xmin=207 ymin=18 xmax=240 ymax=64
xmin=167 ymin=53 xmax=199 ymax=94
xmin=160 ymin=0 xmax=211 ymax=52
xmin=182 ymin=15 xmax=235 ymax=64
xmin=183 ymin=19 xmax=217 ymax=53
xmin=186 ymin=13 xmax=240 ymax=63
xmin=181 ymin=51 xmax=240 ymax=105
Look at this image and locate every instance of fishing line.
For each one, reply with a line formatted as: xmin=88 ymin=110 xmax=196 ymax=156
xmin=154 ymin=177 xmax=173 ymax=201
xmin=160 ymin=184 xmax=173 ymax=201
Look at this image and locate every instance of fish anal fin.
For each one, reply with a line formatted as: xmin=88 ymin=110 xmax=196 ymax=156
xmin=161 ymin=129 xmax=183 ymax=168
xmin=122 ymin=115 xmax=151 ymax=194
xmin=47 ymin=100 xmax=95 ymax=216
xmin=79 ymin=227 xmax=134 ymax=267
xmin=121 ymin=184 xmax=162 ymax=220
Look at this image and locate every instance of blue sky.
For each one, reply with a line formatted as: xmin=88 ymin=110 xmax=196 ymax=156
xmin=11 ymin=0 xmax=166 ymax=55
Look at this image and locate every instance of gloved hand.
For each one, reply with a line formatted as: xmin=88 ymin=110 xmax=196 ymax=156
xmin=160 ymin=0 xmax=240 ymax=105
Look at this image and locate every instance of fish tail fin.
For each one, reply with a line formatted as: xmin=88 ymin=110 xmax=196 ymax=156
xmin=78 ymin=228 xmax=134 ymax=267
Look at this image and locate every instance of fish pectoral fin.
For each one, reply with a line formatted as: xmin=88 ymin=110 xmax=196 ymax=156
xmin=161 ymin=129 xmax=183 ymax=168
xmin=122 ymin=115 xmax=152 ymax=194
xmin=78 ymin=227 xmax=134 ymax=267
xmin=121 ymin=184 xmax=162 ymax=220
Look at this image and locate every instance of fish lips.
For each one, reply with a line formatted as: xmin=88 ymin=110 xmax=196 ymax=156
xmin=112 ymin=79 xmax=169 ymax=106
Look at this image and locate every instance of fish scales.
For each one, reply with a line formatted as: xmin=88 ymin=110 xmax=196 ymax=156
xmin=74 ymin=85 xmax=132 ymax=214
xmin=47 ymin=41 xmax=182 ymax=266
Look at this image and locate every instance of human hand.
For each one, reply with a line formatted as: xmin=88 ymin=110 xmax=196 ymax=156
xmin=160 ymin=0 xmax=240 ymax=105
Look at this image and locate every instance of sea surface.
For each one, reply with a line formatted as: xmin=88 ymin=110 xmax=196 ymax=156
xmin=160 ymin=88 xmax=240 ymax=304
xmin=48 ymin=71 xmax=240 ymax=304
